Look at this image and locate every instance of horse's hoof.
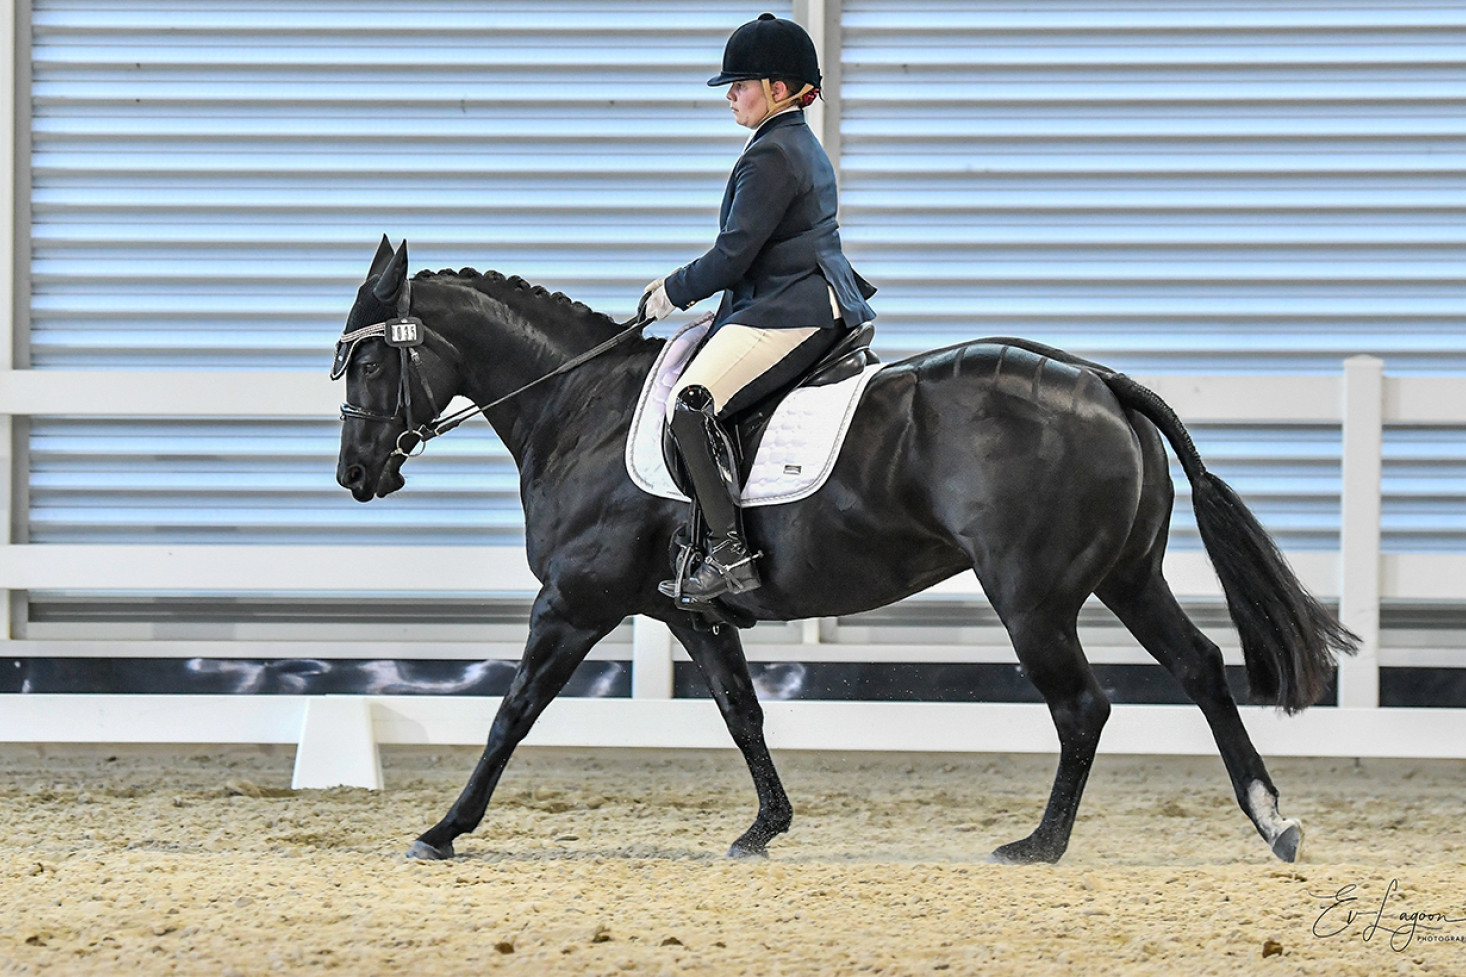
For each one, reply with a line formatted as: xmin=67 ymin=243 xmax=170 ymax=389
xmin=727 ymin=827 xmax=774 ymax=856
xmin=988 ymin=837 xmax=1061 ymax=865
xmin=727 ymin=844 xmax=769 ymax=859
xmin=1270 ymin=822 xmax=1303 ymax=863
xmin=406 ymin=839 xmax=454 ymax=861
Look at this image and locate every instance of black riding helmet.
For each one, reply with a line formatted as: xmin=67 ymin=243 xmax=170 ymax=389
xmin=708 ymin=12 xmax=821 ymax=90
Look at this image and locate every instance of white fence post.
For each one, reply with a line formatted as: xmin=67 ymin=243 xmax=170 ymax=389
xmin=794 ymin=0 xmax=840 ymax=160
xmin=291 ymin=696 xmax=382 ymax=790
xmin=631 ymin=615 xmax=674 ymax=699
xmin=1338 ymin=355 xmax=1384 ymax=708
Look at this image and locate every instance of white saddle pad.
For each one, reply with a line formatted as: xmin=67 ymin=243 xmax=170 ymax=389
xmin=626 ymin=316 xmax=885 ymax=507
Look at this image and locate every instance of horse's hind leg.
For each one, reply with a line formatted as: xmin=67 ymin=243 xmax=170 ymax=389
xmin=1097 ymin=567 xmax=1303 ymax=862
xmin=410 ymin=586 xmax=618 ymax=860
xmin=990 ymin=606 xmax=1112 ymax=865
xmin=668 ymin=619 xmax=792 ymax=857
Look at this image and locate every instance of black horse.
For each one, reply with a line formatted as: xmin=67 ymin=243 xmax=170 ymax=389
xmin=335 ymin=238 xmax=1356 ymax=864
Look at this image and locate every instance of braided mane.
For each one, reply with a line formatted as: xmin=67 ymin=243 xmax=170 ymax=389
xmin=415 ymin=268 xmax=617 ymax=328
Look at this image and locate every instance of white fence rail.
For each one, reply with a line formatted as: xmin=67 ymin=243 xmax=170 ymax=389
xmin=3 ymin=357 xmax=1466 ymax=786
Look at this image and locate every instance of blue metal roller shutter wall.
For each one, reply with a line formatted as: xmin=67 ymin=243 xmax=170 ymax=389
xmin=25 ymin=0 xmax=790 ymax=552
xmin=22 ymin=1 xmax=1466 ymax=608
xmin=840 ymin=1 xmax=1466 ymax=373
xmin=26 ymin=419 xmax=524 ymax=544
xmin=838 ymin=0 xmax=1466 ymax=554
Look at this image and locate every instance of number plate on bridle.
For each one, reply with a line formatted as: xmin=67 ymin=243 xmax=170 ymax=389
xmin=383 ymin=317 xmax=425 ymax=348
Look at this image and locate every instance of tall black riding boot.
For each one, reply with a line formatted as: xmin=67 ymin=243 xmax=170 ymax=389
xmin=658 ymin=385 xmax=762 ymax=602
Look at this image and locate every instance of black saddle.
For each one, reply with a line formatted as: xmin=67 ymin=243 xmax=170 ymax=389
xmin=661 ymin=322 xmax=879 ymax=492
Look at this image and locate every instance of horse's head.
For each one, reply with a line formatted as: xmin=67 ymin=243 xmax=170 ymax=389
xmin=333 ymin=236 xmax=457 ymax=502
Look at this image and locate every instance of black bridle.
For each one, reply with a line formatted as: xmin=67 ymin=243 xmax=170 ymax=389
xmin=334 ymin=281 xmax=649 ymax=460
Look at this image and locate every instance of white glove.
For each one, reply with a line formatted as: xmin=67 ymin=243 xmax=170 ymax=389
xmin=640 ymin=277 xmax=677 ymax=322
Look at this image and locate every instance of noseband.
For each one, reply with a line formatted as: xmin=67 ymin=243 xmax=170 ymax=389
xmin=333 ymin=280 xmax=649 ymax=460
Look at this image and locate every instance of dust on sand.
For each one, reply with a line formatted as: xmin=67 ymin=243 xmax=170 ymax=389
xmin=1 ymin=744 xmax=1462 ymax=976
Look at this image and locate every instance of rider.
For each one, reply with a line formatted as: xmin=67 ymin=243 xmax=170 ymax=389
xmin=641 ymin=12 xmax=877 ymax=603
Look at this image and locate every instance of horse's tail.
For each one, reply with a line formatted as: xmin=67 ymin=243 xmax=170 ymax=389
xmin=1102 ymin=372 xmax=1359 ymax=713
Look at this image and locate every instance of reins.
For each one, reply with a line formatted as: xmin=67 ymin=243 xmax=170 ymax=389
xmin=335 ymin=280 xmax=650 ymax=460
xmin=422 ymin=317 xmax=649 ymax=436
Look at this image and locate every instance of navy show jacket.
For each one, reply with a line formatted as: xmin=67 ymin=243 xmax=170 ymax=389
xmin=665 ymin=109 xmax=876 ymax=332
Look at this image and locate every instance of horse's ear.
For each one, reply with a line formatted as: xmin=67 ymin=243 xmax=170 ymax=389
xmin=372 ymin=240 xmax=408 ymax=303
xmin=367 ymin=234 xmax=394 ymax=279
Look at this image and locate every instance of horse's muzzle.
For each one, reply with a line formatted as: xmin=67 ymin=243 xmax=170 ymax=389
xmin=338 ymin=456 xmax=405 ymax=502
xmin=338 ymin=462 xmax=376 ymax=502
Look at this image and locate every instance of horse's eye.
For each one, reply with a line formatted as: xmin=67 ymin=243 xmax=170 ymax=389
xmin=362 ymin=361 xmax=382 ymax=377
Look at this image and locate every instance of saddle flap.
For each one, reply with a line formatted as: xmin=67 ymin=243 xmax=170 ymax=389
xmin=718 ymin=323 xmax=878 ymax=475
xmin=629 ymin=317 xmax=884 ymax=509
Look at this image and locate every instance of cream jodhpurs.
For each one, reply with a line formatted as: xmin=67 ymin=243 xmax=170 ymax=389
xmin=667 ymin=324 xmax=824 ymax=421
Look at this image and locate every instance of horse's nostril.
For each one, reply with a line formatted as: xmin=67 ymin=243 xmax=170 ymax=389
xmin=345 ymin=465 xmax=365 ymax=486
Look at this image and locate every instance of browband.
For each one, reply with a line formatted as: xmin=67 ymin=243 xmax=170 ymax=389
xmin=330 ymin=316 xmax=424 ymax=380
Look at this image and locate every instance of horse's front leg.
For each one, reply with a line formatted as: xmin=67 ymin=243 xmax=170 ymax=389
xmin=409 ymin=587 xmax=617 ymax=860
xmin=668 ymin=619 xmax=792 ymax=857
